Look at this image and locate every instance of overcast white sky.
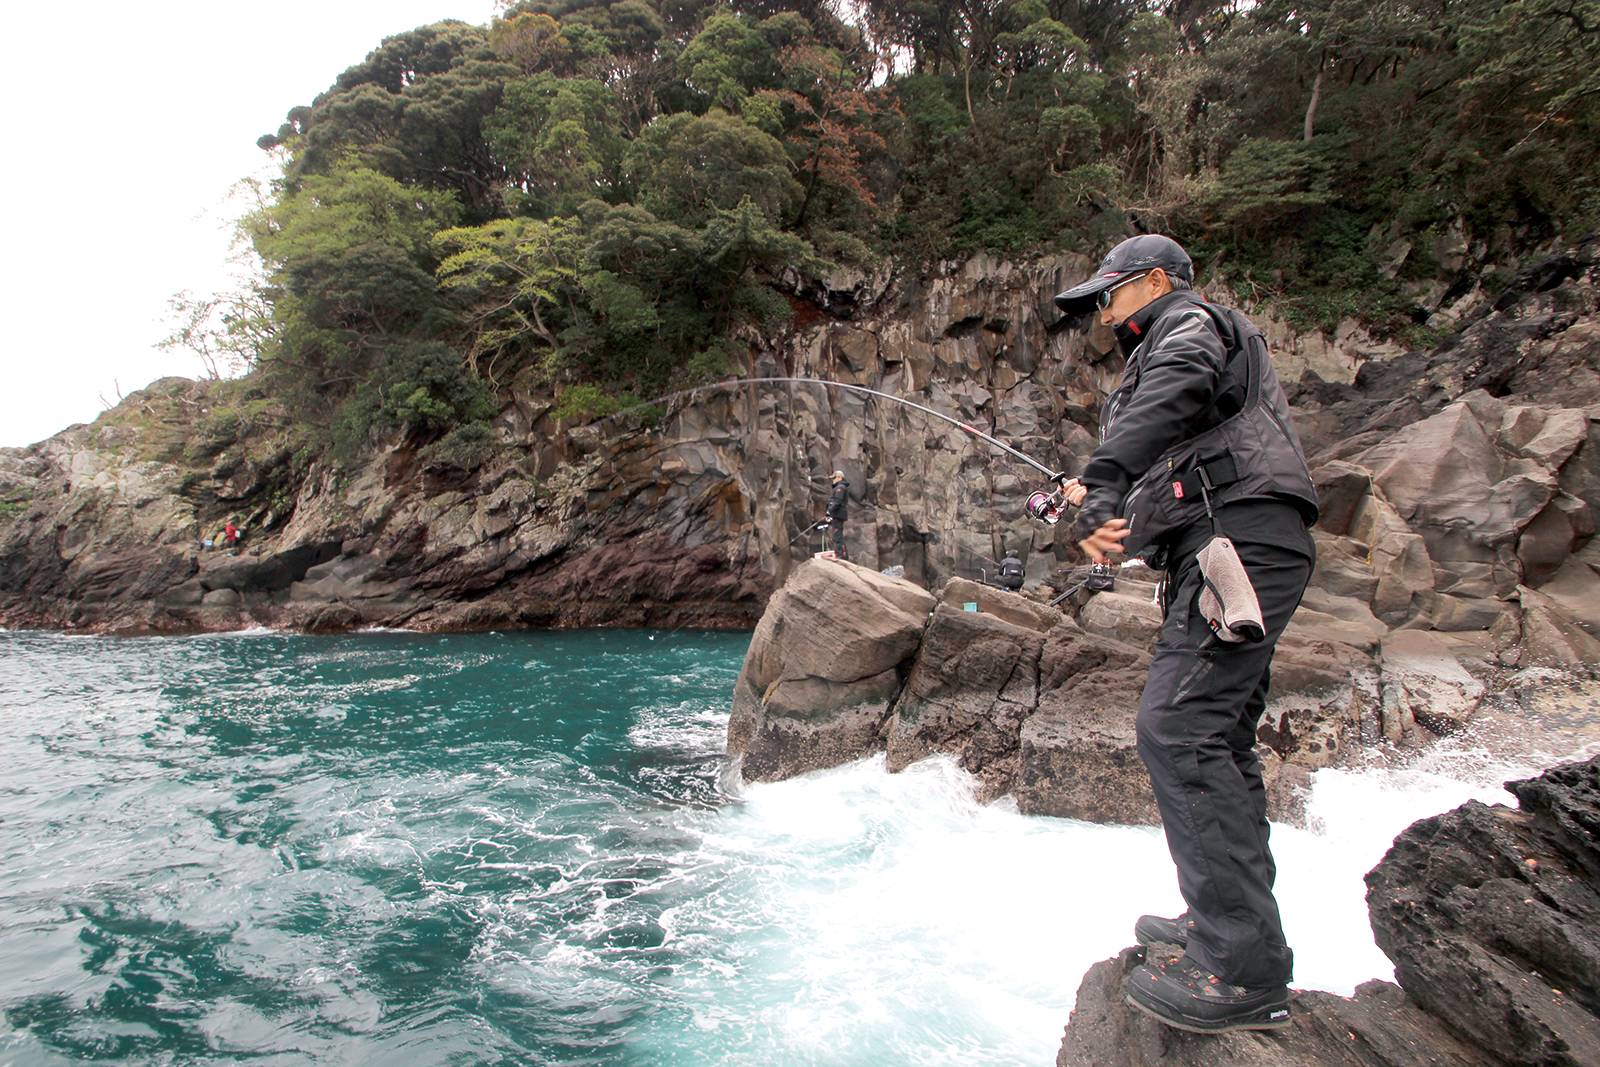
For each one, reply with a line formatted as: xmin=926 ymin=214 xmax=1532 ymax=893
xmin=0 ymin=0 xmax=502 ymax=449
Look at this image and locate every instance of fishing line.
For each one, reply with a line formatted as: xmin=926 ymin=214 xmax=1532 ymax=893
xmin=591 ymin=374 xmax=1079 ymax=527
xmin=589 ymin=376 xmax=1066 ymax=481
xmin=582 ymin=375 xmax=1087 ymax=623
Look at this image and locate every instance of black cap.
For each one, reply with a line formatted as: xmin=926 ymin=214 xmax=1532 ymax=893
xmin=1053 ymin=235 xmax=1194 ymax=314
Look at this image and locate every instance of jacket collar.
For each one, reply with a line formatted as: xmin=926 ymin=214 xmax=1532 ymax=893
xmin=1114 ymin=289 xmax=1205 ymax=358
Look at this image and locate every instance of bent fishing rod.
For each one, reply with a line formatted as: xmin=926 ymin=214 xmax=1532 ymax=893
xmin=588 ymin=376 xmax=1078 ymax=525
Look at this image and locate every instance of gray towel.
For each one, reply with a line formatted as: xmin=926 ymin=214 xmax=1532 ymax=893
xmin=1197 ymin=536 xmax=1264 ymax=643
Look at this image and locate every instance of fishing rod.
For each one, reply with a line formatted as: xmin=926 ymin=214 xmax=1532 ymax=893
xmin=785 ymin=521 xmax=829 ymax=548
xmin=588 ymin=376 xmax=1079 ymax=525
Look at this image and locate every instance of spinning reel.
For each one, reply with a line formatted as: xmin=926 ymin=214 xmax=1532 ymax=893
xmin=1025 ymin=474 xmax=1074 ymax=526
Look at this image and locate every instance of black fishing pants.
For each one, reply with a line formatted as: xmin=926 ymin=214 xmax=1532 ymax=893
xmin=829 ymin=518 xmax=848 ymax=559
xmin=1135 ymin=522 xmax=1313 ymax=989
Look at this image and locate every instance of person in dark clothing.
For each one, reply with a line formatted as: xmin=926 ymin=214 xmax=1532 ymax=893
xmin=1052 ymin=234 xmax=1319 ymax=1034
xmin=824 ymin=470 xmax=850 ymax=559
xmin=996 ymin=549 xmax=1025 ymax=591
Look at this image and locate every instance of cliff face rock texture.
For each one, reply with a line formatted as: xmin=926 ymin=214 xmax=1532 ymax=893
xmin=4 ymin=238 xmax=1600 ymax=654
xmin=0 ymin=254 xmax=1111 ymax=634
xmin=1058 ymin=753 xmax=1600 ymax=1067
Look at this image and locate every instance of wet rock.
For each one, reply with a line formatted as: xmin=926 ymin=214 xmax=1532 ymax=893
xmin=1366 ymin=754 xmax=1600 ymax=1067
xmin=1519 ymin=585 xmax=1600 ymax=668
xmin=1260 ymin=631 xmax=1377 ymax=766
xmin=884 ymin=603 xmax=1052 ymax=788
xmin=1537 ymin=559 xmax=1600 ymax=635
xmin=1430 ymin=593 xmax=1508 ymax=632
xmin=1058 ymin=946 xmax=1500 ymax=1067
xmin=1013 ymin=625 xmax=1154 ymax=822
xmin=731 ymin=557 xmax=1377 ymax=820
xmin=1378 ymin=629 xmax=1485 ymax=739
xmin=1015 ymin=667 xmax=1156 ymax=822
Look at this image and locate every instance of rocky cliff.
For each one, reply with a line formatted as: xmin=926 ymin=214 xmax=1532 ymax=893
xmin=3 ymin=238 xmax=1600 ymax=650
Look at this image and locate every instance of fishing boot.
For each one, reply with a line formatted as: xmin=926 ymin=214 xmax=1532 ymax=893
xmin=1133 ymin=911 xmax=1193 ymax=948
xmin=1125 ymin=954 xmax=1291 ymax=1034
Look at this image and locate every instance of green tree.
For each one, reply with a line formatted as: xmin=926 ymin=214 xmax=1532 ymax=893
xmin=250 ymin=164 xmax=462 ymax=265
xmin=678 ymin=10 xmax=808 ymax=110
xmin=260 ymin=23 xmax=517 ymax=219
xmin=627 ymin=109 xmax=804 ymax=227
xmin=434 ymin=214 xmax=585 ymax=382
xmin=486 ymin=73 xmax=629 ymax=216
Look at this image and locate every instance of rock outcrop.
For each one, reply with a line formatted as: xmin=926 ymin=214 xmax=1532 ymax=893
xmin=727 ymin=557 xmax=935 ymax=781
xmin=1058 ymin=752 xmax=1600 ymax=1067
xmin=3 ymin=237 xmax=1600 ymax=653
xmin=1060 ymin=946 xmax=1493 ymax=1067
xmin=1366 ymin=757 xmax=1600 ymax=1065
xmin=727 ymin=562 xmax=1377 ymax=824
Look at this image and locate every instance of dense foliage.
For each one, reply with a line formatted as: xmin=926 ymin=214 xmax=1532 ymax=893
xmin=171 ymin=0 xmax=1600 ymax=458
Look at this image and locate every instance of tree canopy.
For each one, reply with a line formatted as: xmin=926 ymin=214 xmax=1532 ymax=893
xmin=185 ymin=0 xmax=1596 ymax=460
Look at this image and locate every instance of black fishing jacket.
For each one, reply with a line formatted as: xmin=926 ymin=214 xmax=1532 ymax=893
xmin=826 ymin=480 xmax=850 ymax=522
xmin=1072 ymin=290 xmax=1318 ymax=553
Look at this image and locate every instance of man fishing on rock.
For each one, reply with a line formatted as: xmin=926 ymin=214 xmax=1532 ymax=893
xmin=1050 ymin=235 xmax=1320 ymax=1033
xmin=823 ymin=469 xmax=850 ymax=560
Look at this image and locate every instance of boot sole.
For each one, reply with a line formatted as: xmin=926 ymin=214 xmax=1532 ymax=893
xmin=1125 ymin=993 xmax=1292 ymax=1034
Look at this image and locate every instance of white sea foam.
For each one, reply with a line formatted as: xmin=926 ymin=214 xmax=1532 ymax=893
xmin=645 ymin=737 xmax=1591 ymax=1065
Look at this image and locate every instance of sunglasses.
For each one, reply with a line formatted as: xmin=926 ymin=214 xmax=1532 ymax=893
xmin=1096 ymin=271 xmax=1153 ymax=309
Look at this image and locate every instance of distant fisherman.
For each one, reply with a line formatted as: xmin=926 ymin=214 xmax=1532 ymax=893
xmin=997 ymin=549 xmax=1025 ymax=591
xmin=823 ymin=470 xmax=850 ymax=560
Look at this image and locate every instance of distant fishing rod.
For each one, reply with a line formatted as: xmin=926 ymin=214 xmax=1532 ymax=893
xmin=592 ymin=377 xmax=1059 ymax=479
xmin=589 ymin=376 xmax=1078 ymax=524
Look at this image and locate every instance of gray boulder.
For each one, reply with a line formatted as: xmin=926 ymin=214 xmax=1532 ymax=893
xmin=1536 ymin=558 xmax=1600 ymax=636
xmin=1078 ymin=589 xmax=1165 ymax=648
xmin=728 ymin=557 xmax=935 ymax=781
xmin=730 ymin=558 xmax=1383 ymax=824
xmin=1012 ymin=629 xmax=1153 ymax=822
xmin=1518 ymin=585 xmax=1600 ymax=668
xmin=884 ymin=602 xmax=1052 ymax=797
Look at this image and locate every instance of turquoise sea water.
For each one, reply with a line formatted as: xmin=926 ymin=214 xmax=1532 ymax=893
xmin=0 ymin=628 xmax=1577 ymax=1066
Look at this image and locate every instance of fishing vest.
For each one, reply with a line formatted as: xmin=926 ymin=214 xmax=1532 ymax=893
xmin=1116 ymin=304 xmax=1319 ymax=557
